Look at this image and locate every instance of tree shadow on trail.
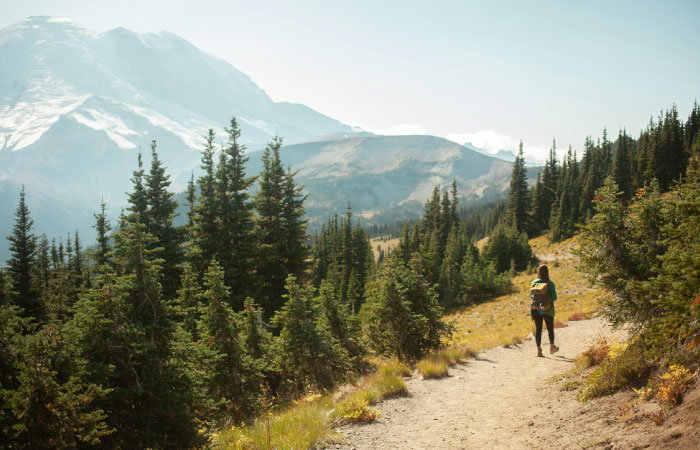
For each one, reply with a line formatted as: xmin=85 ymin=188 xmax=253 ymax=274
xmin=474 ymin=356 xmax=497 ymax=363
xmin=549 ymin=355 xmax=575 ymax=362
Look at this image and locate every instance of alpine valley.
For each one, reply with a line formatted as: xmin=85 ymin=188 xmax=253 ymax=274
xmin=0 ymin=16 xmax=535 ymax=260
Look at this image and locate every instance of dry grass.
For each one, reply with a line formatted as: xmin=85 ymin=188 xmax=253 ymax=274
xmin=211 ymin=360 xmax=410 ymax=448
xmin=445 ymin=235 xmax=602 ymax=352
xmin=370 ymin=237 xmax=401 ymax=261
xmin=415 ymin=346 xmax=477 ymax=378
xmin=416 ymin=359 xmax=449 ymax=378
xmin=213 ymin=395 xmax=337 ymax=450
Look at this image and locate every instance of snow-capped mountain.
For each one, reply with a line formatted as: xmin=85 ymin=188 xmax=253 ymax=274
xmin=0 ymin=16 xmax=350 ymax=260
xmin=0 ymin=16 xmax=538 ymax=263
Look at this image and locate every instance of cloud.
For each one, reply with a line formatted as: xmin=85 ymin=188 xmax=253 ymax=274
xmin=351 ymin=121 xmax=427 ymax=136
xmin=446 ymin=129 xmax=548 ymax=163
xmin=352 ymin=122 xmax=551 ymax=163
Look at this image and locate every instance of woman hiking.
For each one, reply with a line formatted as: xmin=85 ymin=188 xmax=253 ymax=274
xmin=530 ymin=264 xmax=559 ymax=357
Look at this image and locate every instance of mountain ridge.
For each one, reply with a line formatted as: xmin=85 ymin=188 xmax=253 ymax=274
xmin=0 ymin=16 xmax=538 ymax=261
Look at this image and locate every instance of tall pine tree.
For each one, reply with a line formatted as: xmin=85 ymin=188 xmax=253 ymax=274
xmin=6 ymin=187 xmax=40 ymax=319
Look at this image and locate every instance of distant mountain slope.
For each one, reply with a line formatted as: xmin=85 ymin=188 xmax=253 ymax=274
xmin=0 ymin=16 xmax=351 ymax=260
xmin=244 ymin=135 xmax=540 ymax=228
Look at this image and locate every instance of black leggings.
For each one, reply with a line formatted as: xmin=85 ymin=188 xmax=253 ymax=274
xmin=531 ymin=311 xmax=554 ymax=348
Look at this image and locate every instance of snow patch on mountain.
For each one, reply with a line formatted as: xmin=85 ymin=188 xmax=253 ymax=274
xmin=0 ymin=75 xmax=90 ymax=151
xmin=123 ymin=104 xmax=211 ymax=150
xmin=71 ymin=106 xmax=139 ymax=149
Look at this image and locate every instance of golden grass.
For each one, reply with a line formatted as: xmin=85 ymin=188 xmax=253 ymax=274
xmin=416 ymin=358 xmax=449 ymax=378
xmin=445 ymin=235 xmax=602 ymax=352
xmin=370 ymin=237 xmax=400 ymax=261
xmin=415 ymin=346 xmax=477 ymax=378
xmin=377 ymin=360 xmax=412 ymax=378
xmin=213 ymin=395 xmax=337 ymax=450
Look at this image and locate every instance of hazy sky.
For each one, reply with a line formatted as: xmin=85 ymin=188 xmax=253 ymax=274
xmin=2 ymin=0 xmax=699 ymax=161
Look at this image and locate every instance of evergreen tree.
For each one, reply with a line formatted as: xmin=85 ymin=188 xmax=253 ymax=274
xmin=361 ymin=256 xmax=450 ymax=362
xmin=281 ymin=166 xmax=308 ymax=279
xmin=5 ymin=322 xmax=111 ymax=448
xmin=93 ymin=201 xmax=112 ymax=271
xmin=72 ymin=230 xmax=85 ymax=287
xmin=0 ymin=303 xmax=23 ymax=443
xmin=198 ymin=259 xmax=260 ymax=420
xmin=459 ymin=250 xmax=509 ymax=304
xmin=505 ymin=142 xmax=530 ymax=233
xmin=144 ymin=140 xmax=182 ymax=299
xmin=217 ymin=117 xmax=257 ymax=307
xmin=580 ymin=136 xmax=602 ymax=220
xmin=272 ymin=275 xmax=347 ymax=393
xmin=6 ymin=187 xmax=40 ymax=319
xmin=612 ymin=129 xmax=634 ymax=198
xmin=450 ymin=179 xmax=459 ymax=227
xmin=70 ymin=221 xmax=202 ymax=449
xmin=127 ymin=151 xmax=147 ymax=222
xmin=684 ymin=101 xmax=700 ymax=157
xmin=241 ymin=297 xmax=273 ymax=371
xmin=36 ymin=234 xmax=50 ymax=291
xmin=481 ymin=226 xmax=534 ymax=273
xmin=185 ymin=173 xmax=196 ymax=231
xmin=192 ymin=129 xmax=221 ymax=278
xmin=438 ymin=225 xmax=465 ymax=305
xmin=0 ymin=269 xmax=12 ymax=306
xmin=174 ymin=263 xmax=201 ymax=340
xmin=550 ymin=146 xmax=580 ymax=241
xmin=316 ymin=280 xmax=361 ymax=366
xmin=254 ymin=136 xmax=288 ymax=316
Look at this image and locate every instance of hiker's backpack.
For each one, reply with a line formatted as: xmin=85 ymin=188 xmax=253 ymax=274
xmin=530 ymin=282 xmax=551 ymax=313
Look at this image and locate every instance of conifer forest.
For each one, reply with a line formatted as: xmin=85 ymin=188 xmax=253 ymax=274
xmin=1 ymin=100 xmax=700 ymax=449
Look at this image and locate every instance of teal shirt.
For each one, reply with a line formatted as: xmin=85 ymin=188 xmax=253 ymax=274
xmin=530 ymin=279 xmax=557 ymax=316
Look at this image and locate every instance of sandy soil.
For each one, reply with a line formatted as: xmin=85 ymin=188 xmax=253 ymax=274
xmin=328 ymin=317 xmax=630 ymax=450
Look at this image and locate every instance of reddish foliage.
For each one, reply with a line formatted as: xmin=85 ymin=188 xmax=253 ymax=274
xmin=568 ymin=312 xmax=592 ymax=321
xmin=553 ymin=321 xmax=568 ymax=328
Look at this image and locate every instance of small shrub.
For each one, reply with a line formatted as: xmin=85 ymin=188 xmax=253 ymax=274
xmin=578 ymin=339 xmax=651 ymax=402
xmin=334 ymin=392 xmax=379 ymax=424
xmin=654 ymin=365 xmax=695 ymax=409
xmin=553 ymin=321 xmax=568 ymax=328
xmin=581 ymin=338 xmax=611 ymax=367
xmin=607 ymin=341 xmax=628 ymax=360
xmin=416 ymin=359 xmax=449 ymax=378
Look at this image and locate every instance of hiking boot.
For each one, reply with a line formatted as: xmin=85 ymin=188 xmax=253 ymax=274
xmin=550 ymin=344 xmax=559 ymax=354
xmin=537 ymin=348 xmax=544 ymax=357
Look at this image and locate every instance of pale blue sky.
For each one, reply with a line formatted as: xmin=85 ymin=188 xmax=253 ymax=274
xmin=2 ymin=0 xmax=699 ymax=160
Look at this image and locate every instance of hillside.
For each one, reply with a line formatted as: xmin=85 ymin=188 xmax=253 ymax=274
xmin=244 ymin=135 xmax=541 ymax=229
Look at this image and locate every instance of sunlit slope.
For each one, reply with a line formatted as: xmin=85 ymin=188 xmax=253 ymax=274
xmin=446 ymin=235 xmax=602 ymax=350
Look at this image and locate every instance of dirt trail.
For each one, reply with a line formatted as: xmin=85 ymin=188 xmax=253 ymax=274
xmin=332 ymin=317 xmax=627 ymax=450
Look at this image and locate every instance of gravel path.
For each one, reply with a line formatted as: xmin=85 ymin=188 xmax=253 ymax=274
xmin=330 ymin=317 xmax=626 ymax=450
